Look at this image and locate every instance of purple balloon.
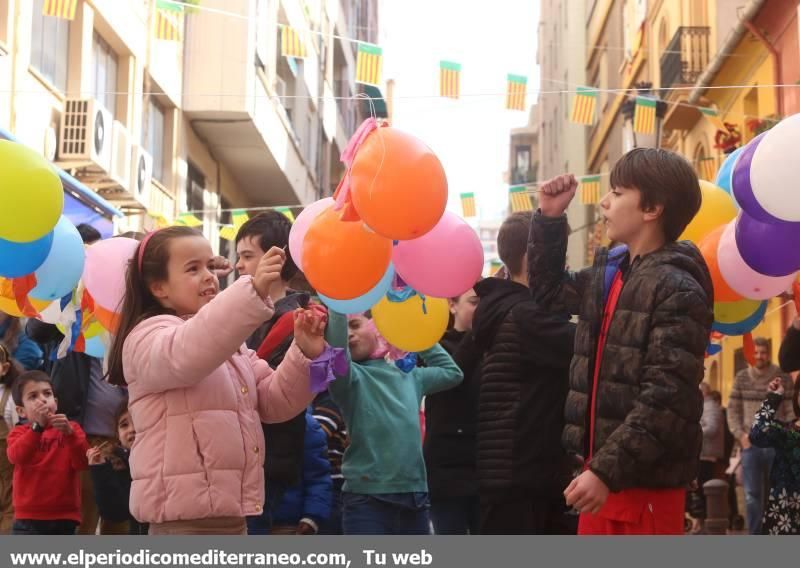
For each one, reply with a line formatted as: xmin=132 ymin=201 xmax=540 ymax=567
xmin=735 ymin=212 xmax=800 ymax=277
xmin=732 ymin=133 xmax=777 ymax=223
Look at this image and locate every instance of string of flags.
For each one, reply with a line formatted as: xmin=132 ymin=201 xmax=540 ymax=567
xmin=570 ymin=87 xmax=597 ymax=125
xmin=356 ymin=43 xmax=383 ymax=87
xmin=509 ymin=186 xmax=533 ymax=212
xmin=460 ymin=193 xmax=476 ymax=217
xmin=42 ymin=0 xmax=78 ymax=20
xmin=506 ymin=75 xmax=528 ymax=112
xmin=632 ymin=96 xmax=657 ymax=134
xmin=579 ymin=176 xmax=602 ymax=205
xmin=147 ymin=207 xmax=297 ymax=240
xmin=440 ymin=61 xmax=462 ymax=100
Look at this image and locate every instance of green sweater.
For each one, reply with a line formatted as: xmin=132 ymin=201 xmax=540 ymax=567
xmin=326 ymin=312 xmax=463 ymax=494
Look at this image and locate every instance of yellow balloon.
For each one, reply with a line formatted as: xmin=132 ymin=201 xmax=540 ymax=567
xmin=0 ymin=140 xmax=64 ymax=243
xmin=714 ymin=298 xmax=763 ymax=324
xmin=0 ymin=295 xmax=50 ymax=318
xmin=372 ymin=295 xmax=449 ymax=352
xmin=679 ymin=180 xmax=738 ymax=244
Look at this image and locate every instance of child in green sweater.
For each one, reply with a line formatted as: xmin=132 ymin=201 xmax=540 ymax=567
xmin=327 ymin=311 xmax=463 ymax=535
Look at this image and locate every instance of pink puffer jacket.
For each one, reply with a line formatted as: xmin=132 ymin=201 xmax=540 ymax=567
xmin=122 ymin=277 xmax=313 ymax=524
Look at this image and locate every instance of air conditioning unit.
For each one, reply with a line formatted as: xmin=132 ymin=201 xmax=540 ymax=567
xmin=58 ymin=98 xmax=113 ymax=172
xmin=110 ymin=121 xmax=131 ymax=189
xmin=130 ymin=145 xmax=153 ymax=207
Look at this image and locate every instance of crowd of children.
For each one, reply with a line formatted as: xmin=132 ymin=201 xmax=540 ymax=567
xmin=1 ymin=148 xmax=799 ymax=535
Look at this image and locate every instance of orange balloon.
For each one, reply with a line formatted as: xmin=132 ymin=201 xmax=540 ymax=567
xmin=350 ymin=127 xmax=448 ymax=240
xmin=303 ymin=206 xmax=392 ymax=300
xmin=94 ymin=304 xmax=120 ymax=334
xmin=699 ymin=225 xmax=743 ymax=302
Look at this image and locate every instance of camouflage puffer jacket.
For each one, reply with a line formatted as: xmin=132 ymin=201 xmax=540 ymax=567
xmin=528 ymin=213 xmax=714 ymax=492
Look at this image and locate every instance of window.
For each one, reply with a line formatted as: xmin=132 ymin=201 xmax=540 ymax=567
xmin=90 ymin=33 xmax=119 ymax=117
xmin=186 ymin=162 xmax=205 ymax=214
xmin=515 ymin=146 xmax=531 ymax=173
xmin=143 ymin=98 xmax=166 ymax=182
xmin=30 ymin=0 xmax=70 ymax=92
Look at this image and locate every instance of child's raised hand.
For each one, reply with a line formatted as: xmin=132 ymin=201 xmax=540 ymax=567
xmin=294 ymin=305 xmax=328 ymax=360
xmin=539 ymin=174 xmax=578 ymax=218
xmin=48 ymin=413 xmax=73 ymax=436
xmin=253 ymin=247 xmax=286 ymax=301
xmin=86 ymin=447 xmax=107 ymax=466
xmin=768 ymin=377 xmax=785 ymax=396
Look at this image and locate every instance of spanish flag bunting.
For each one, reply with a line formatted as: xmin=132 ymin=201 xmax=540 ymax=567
xmin=505 ymin=74 xmax=527 ymax=111
xmin=460 ymin=192 xmax=476 ymax=218
xmin=633 ymin=96 xmax=657 ymax=134
xmin=440 ymin=61 xmax=462 ymax=99
xmin=509 ymin=186 xmax=532 ymax=212
xmin=356 ymin=43 xmax=383 ymax=86
xmin=42 ymin=0 xmax=78 ymax=20
xmin=570 ymin=87 xmax=597 ymax=125
xmin=281 ymin=26 xmax=308 ymax=59
xmin=580 ymin=175 xmax=602 ymax=205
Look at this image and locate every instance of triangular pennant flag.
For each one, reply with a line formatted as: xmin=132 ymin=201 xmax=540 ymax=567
xmin=633 ymin=96 xmax=657 ymax=134
xmin=219 ymin=225 xmax=237 ymax=241
xmin=698 ymin=157 xmax=717 ymax=181
xmin=175 ymin=213 xmax=203 ymax=228
xmin=570 ymin=87 xmax=597 ymax=125
xmin=580 ymin=175 xmax=602 ymax=205
xmin=440 ymin=61 xmax=462 ymax=99
xmin=231 ymin=209 xmax=249 ymax=231
xmin=460 ymin=193 xmax=476 ymax=218
xmin=356 ymin=43 xmax=383 ymax=86
xmin=509 ymin=186 xmax=532 ymax=212
xmin=699 ymin=107 xmax=727 ymax=132
xmin=148 ymin=210 xmax=172 ymax=229
xmin=281 ymin=26 xmax=308 ymax=59
xmin=506 ymin=75 xmax=527 ymax=111
xmin=276 ymin=207 xmax=295 ymax=223
xmin=43 ymin=0 xmax=78 ymax=20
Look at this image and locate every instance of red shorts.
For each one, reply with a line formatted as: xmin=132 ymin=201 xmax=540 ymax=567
xmin=578 ymin=488 xmax=685 ymax=535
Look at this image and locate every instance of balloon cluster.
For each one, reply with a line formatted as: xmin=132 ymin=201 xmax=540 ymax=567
xmin=289 ymin=120 xmax=484 ymax=352
xmin=691 ymin=115 xmax=800 ymax=339
xmin=0 ymin=141 xmax=137 ymax=359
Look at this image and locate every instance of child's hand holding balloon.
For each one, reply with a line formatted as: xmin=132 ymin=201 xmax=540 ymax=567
xmin=253 ymin=247 xmax=286 ymax=301
xmin=293 ymin=304 xmax=328 ymax=360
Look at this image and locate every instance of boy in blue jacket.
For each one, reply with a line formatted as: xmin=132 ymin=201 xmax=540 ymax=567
xmin=327 ymin=311 xmax=463 ymax=535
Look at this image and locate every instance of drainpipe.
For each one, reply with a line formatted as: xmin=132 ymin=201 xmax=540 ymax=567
xmin=688 ymin=0 xmax=766 ymax=105
xmin=743 ymin=21 xmax=783 ymax=117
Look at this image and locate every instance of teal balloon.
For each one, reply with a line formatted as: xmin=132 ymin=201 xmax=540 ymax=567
xmin=30 ymin=217 xmax=85 ymax=300
xmin=83 ymin=335 xmax=105 ymax=359
xmin=716 ymin=147 xmax=744 ymax=200
xmin=0 ymin=231 xmax=54 ymax=278
xmin=712 ymin=300 xmax=767 ymax=336
xmin=319 ymin=264 xmax=395 ymax=315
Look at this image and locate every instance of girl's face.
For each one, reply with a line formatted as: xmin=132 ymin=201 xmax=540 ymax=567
xmin=150 ymin=236 xmax=219 ymax=316
xmin=449 ymin=288 xmax=479 ymax=332
xmin=348 ymin=316 xmax=379 ymax=362
xmin=117 ymin=410 xmax=135 ymax=450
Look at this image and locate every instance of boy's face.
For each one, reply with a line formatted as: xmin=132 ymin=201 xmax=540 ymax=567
xmin=17 ymin=380 xmax=57 ymax=425
xmin=599 ymin=186 xmax=660 ymax=244
xmin=235 ymin=236 xmax=265 ymax=277
xmin=348 ymin=316 xmax=379 ymax=362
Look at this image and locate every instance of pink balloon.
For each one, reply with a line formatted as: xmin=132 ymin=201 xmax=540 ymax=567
xmin=717 ymin=221 xmax=796 ymax=300
xmin=83 ymin=238 xmax=140 ymax=312
xmin=289 ymin=198 xmax=334 ymax=272
xmin=393 ymin=211 xmax=484 ymax=298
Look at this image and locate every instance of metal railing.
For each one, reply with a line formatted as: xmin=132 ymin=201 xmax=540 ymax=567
xmin=660 ymin=27 xmax=710 ymax=93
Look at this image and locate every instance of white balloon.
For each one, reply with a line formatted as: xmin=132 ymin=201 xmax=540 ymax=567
xmin=750 ymin=113 xmax=800 ymax=222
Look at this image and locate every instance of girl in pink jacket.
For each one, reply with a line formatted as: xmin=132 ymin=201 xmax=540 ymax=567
xmin=106 ymin=226 xmax=326 ymax=535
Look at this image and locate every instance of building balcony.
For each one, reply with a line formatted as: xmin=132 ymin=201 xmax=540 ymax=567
xmin=660 ymin=27 xmax=710 ymax=96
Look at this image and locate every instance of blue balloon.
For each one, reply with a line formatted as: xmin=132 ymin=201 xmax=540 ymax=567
xmin=712 ymin=300 xmax=767 ymax=336
xmin=29 ymin=217 xmax=85 ymax=300
xmin=319 ymin=264 xmax=395 ymax=315
xmin=0 ymin=231 xmax=54 ymax=278
xmin=716 ymin=147 xmax=744 ymax=200
xmin=83 ymin=335 xmax=105 ymax=359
